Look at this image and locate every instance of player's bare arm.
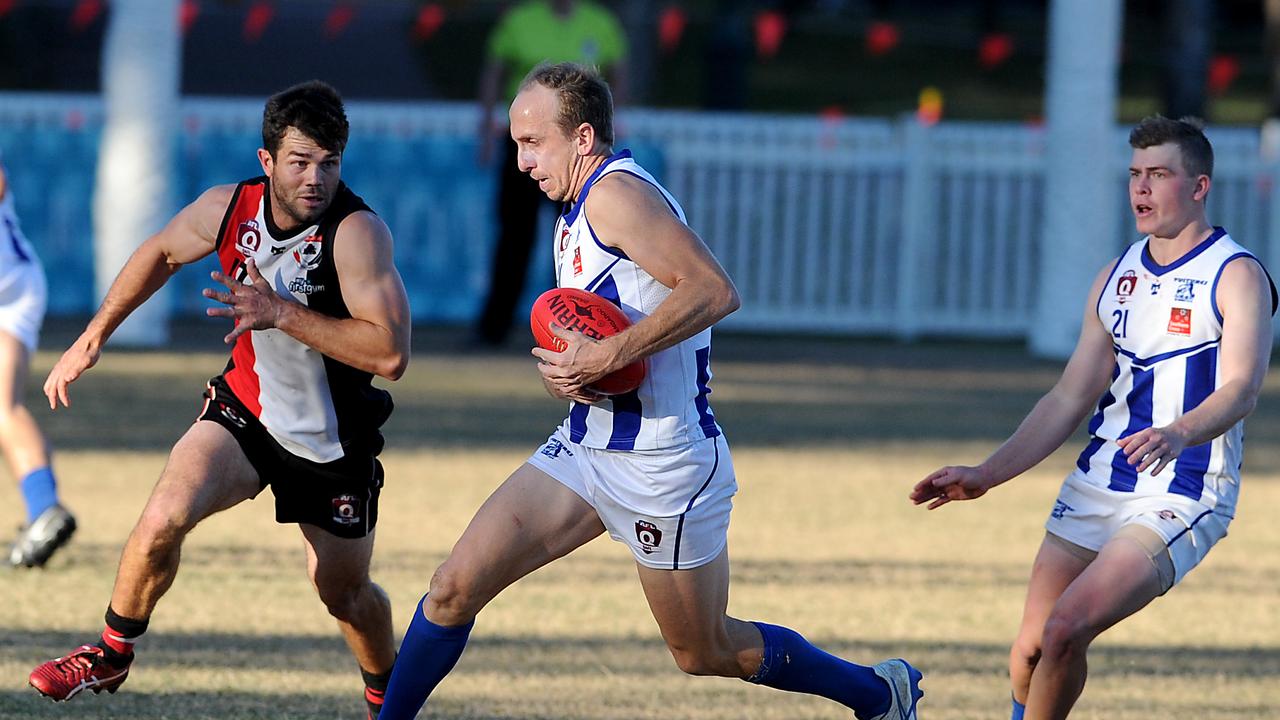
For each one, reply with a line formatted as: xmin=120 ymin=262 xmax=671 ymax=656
xmin=204 ymin=210 xmax=410 ymax=380
xmin=911 ymin=260 xmax=1120 ymax=510
xmin=1116 ymin=257 xmax=1274 ymax=475
xmin=44 ymin=185 xmax=232 ymax=409
xmin=533 ymin=173 xmax=739 ymax=392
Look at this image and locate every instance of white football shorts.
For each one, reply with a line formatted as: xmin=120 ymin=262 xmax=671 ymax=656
xmin=527 ymin=426 xmax=737 ymax=570
xmin=0 ymin=261 xmax=46 ymax=354
xmin=1045 ymin=469 xmax=1231 ymax=588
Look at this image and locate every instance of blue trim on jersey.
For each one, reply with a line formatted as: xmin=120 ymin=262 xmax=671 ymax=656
xmin=585 ymin=214 xmax=630 ymax=261
xmin=568 ymin=402 xmax=590 ymax=443
xmin=584 ymin=258 xmax=623 ymax=294
xmin=1140 ymin=227 xmax=1225 ymax=277
xmin=1210 ymin=253 xmax=1250 ymax=325
xmin=672 ymin=437 xmax=720 ymax=569
xmin=593 ymin=274 xmax=622 ymax=308
xmin=606 ymin=390 xmax=642 ymax=450
xmin=1108 ymin=366 xmax=1153 ymax=492
xmin=1096 ymin=247 xmax=1132 ymax=318
xmin=1210 ymin=252 xmax=1279 ymax=324
xmin=1170 ymin=347 xmax=1217 ymax=500
xmin=1115 ymin=339 xmax=1219 ymax=370
xmin=562 ymin=149 xmax=633 ymax=227
xmin=611 ymin=169 xmax=682 ymax=217
xmin=694 ymin=346 xmax=719 ymax=438
xmin=1077 ymin=366 xmax=1120 ymax=473
xmin=4 ymin=216 xmax=31 ymax=262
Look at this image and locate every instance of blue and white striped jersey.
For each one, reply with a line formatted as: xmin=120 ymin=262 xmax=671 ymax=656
xmin=1076 ymin=228 xmax=1275 ymax=515
xmin=552 ymin=150 xmax=721 ymax=451
xmin=0 ymin=160 xmax=40 ymax=274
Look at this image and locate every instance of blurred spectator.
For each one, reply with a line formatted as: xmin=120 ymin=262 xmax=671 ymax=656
xmin=1161 ymin=0 xmax=1212 ymax=119
xmin=1263 ymin=0 xmax=1280 ymax=160
xmin=472 ymin=0 xmax=629 ymax=348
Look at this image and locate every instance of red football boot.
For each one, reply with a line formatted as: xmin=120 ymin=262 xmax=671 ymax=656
xmin=29 ymin=644 xmax=132 ymax=701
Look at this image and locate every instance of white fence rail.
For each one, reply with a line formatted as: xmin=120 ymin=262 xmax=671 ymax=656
xmin=2 ymin=92 xmax=1276 ymax=338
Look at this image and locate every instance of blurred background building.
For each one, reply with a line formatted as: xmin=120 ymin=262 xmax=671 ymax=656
xmin=0 ymin=0 xmax=1277 ymax=354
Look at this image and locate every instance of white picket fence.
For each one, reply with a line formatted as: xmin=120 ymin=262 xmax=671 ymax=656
xmin=2 ymin=92 xmax=1276 ymax=337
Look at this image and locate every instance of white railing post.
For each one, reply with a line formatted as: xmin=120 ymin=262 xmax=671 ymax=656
xmin=896 ymin=117 xmax=932 ymax=340
xmin=1031 ymin=0 xmax=1123 ymax=358
xmin=94 ymin=0 xmax=182 ymax=346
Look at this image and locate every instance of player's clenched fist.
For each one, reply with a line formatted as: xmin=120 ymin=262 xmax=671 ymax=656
xmin=910 ymin=465 xmax=993 ymax=510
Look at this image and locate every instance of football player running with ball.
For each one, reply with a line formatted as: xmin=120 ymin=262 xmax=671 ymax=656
xmin=379 ymin=62 xmax=923 ymax=720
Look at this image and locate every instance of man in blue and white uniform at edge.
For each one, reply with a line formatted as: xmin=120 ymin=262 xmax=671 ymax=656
xmin=913 ymin=116 xmax=1276 ymax=720
xmin=380 ymin=62 xmax=924 ymax=720
xmin=0 ymin=154 xmax=77 ymax=568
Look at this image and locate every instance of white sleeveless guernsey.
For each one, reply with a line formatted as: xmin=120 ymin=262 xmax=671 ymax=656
xmin=552 ymin=150 xmax=721 ymax=451
xmin=1077 ymin=228 xmax=1276 ymax=517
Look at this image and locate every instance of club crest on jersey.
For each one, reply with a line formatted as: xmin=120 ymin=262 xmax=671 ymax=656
xmin=634 ymin=520 xmax=662 ymax=554
xmin=236 ymin=220 xmax=261 ymax=255
xmin=559 ymin=225 xmax=572 ymax=252
xmin=1168 ymin=307 xmax=1192 ymax=335
xmin=1173 ymin=277 xmax=1207 ymax=303
xmin=293 ymin=235 xmax=323 ymax=270
xmin=1115 ymin=270 xmax=1137 ymax=303
xmin=332 ymin=494 xmax=362 ymax=526
xmin=218 ymin=402 xmax=248 ymax=429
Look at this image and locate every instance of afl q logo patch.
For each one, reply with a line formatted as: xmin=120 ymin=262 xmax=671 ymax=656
xmin=236 ymin=220 xmax=261 ymax=255
xmin=1115 ymin=270 xmax=1137 ymax=303
xmin=332 ymin=494 xmax=361 ymax=526
xmin=635 ymin=520 xmax=662 ymax=554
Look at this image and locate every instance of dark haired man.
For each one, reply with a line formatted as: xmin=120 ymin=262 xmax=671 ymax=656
xmin=912 ymin=116 xmax=1276 ymax=719
xmin=380 ymin=63 xmax=923 ymax=720
xmin=30 ymin=81 xmax=409 ymax=720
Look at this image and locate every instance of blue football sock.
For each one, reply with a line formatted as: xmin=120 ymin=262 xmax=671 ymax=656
xmin=1012 ymin=694 xmax=1026 ymax=720
xmin=19 ymin=467 xmax=58 ymax=523
xmin=379 ymin=596 xmax=474 ymax=720
xmin=746 ymin=621 xmax=890 ymax=719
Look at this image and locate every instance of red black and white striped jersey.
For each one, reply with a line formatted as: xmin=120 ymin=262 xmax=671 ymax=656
xmin=214 ymin=176 xmax=392 ymax=463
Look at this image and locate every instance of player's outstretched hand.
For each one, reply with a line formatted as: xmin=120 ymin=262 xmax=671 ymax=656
xmin=1116 ymin=426 xmax=1186 ymax=476
xmin=203 ymin=260 xmax=284 ymax=344
xmin=531 ymin=322 xmax=616 ymax=394
xmin=43 ymin=336 xmax=102 ymax=410
xmin=910 ymin=465 xmax=992 ymax=510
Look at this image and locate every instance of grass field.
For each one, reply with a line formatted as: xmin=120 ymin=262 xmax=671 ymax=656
xmin=2 ymin=327 xmax=1278 ymax=719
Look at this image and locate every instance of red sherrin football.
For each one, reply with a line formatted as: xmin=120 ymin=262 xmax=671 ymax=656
xmin=530 ymin=287 xmax=646 ymax=395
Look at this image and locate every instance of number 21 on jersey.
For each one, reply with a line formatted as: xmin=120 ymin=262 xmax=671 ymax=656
xmin=1111 ymin=309 xmax=1129 ymax=338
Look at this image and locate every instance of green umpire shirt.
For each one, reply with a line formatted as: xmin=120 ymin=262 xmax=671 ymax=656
xmin=489 ymin=0 xmax=628 ymax=101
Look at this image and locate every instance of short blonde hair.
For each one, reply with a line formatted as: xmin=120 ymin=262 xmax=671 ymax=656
xmin=520 ymin=62 xmax=614 ymax=145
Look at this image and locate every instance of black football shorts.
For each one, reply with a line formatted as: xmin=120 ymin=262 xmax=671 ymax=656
xmin=198 ymin=375 xmax=384 ymax=539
